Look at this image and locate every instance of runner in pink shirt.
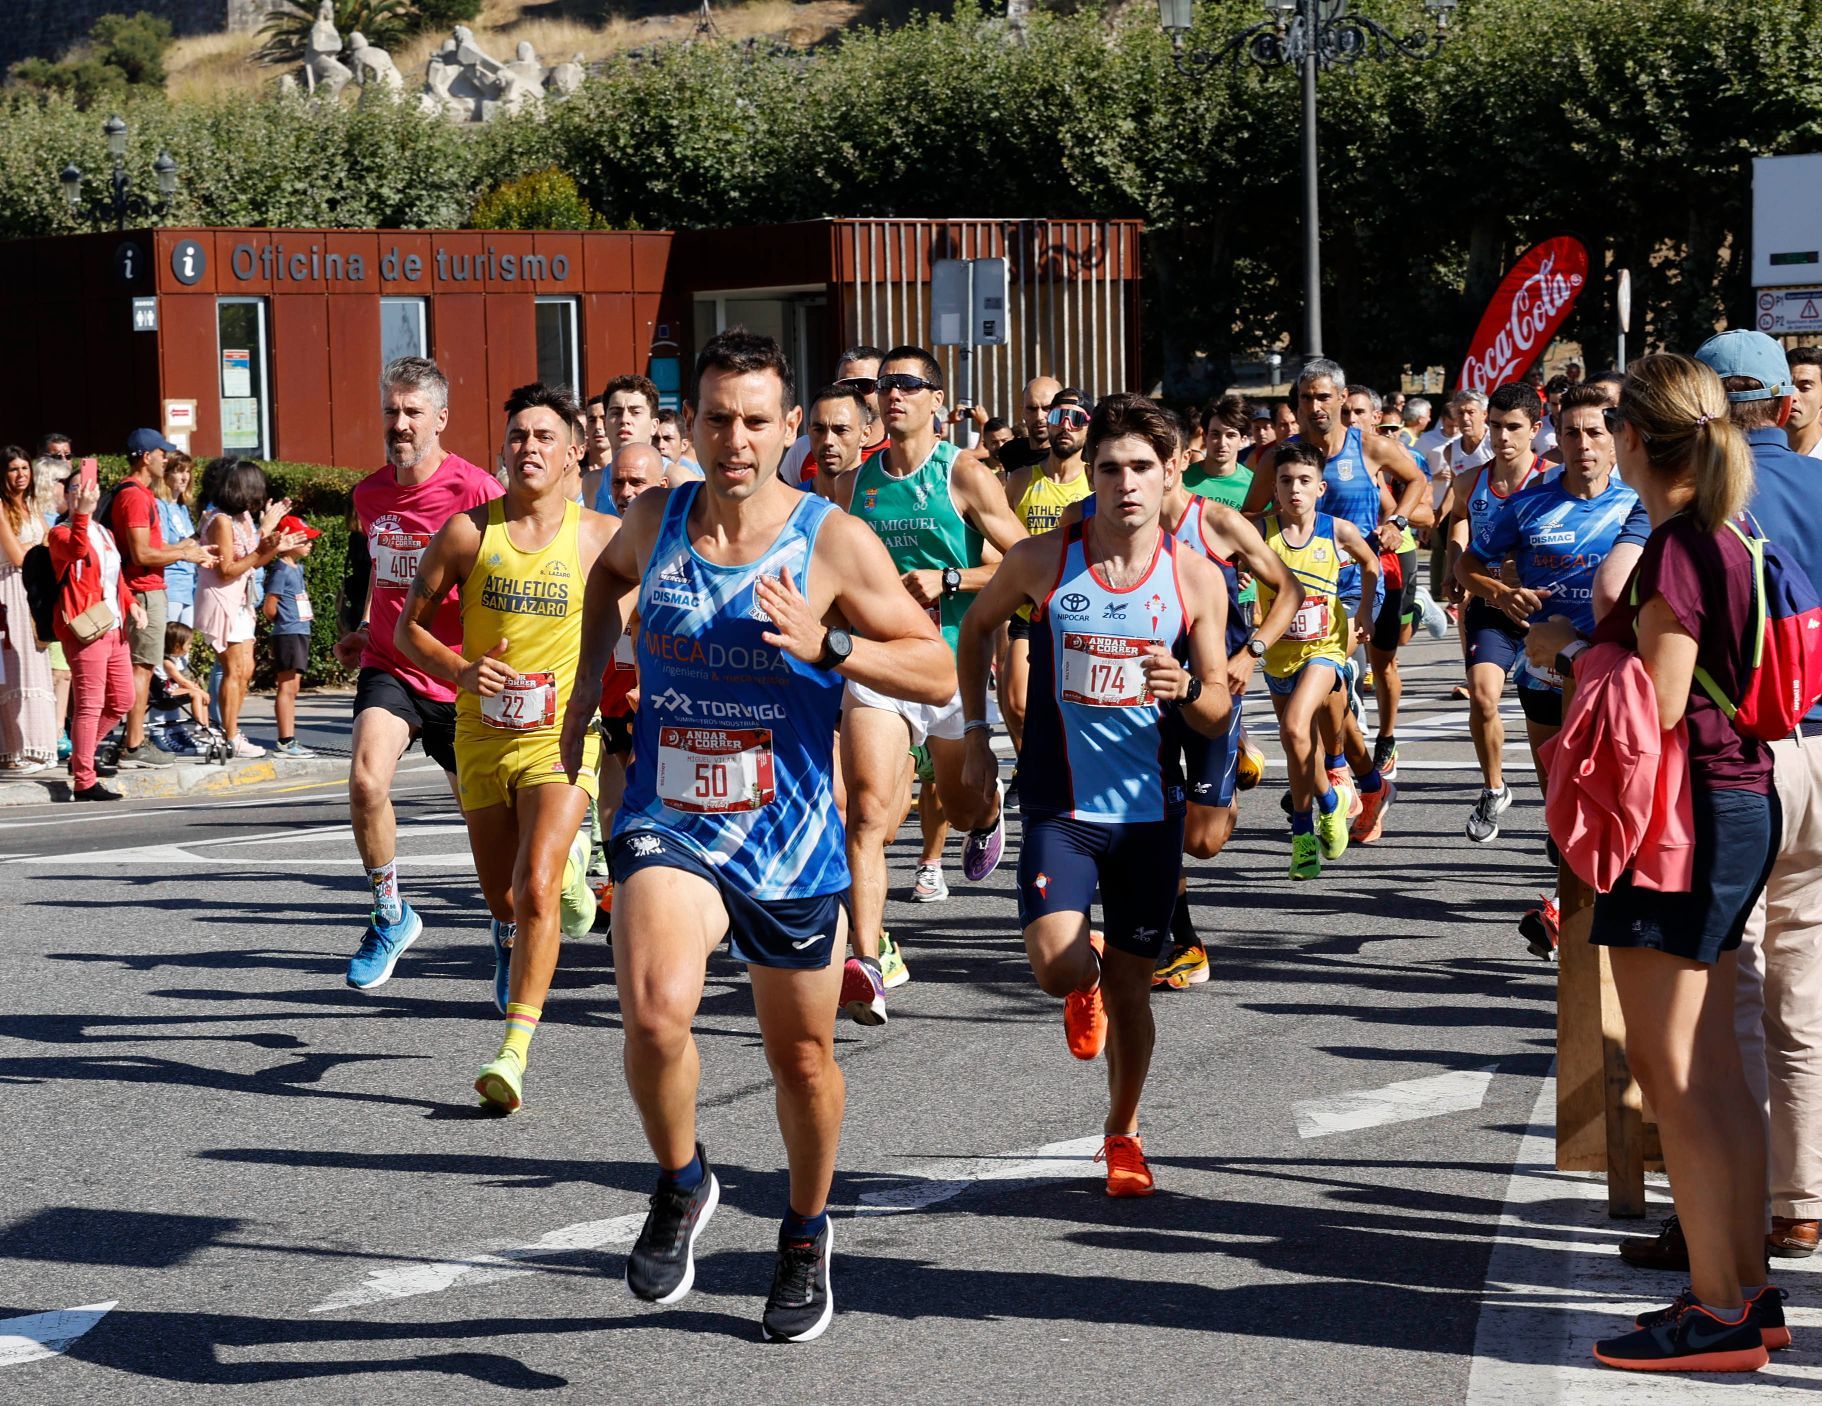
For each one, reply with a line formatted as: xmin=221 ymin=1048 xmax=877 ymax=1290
xmin=335 ymin=357 xmax=503 ymax=991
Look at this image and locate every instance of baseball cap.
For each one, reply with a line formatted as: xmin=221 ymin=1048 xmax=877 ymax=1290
xmin=1693 ymin=330 xmax=1791 ymax=402
xmin=127 ymin=428 xmax=180 ymax=456
xmin=1250 ymin=403 xmax=1272 ymax=420
xmin=277 ymin=514 xmax=321 ymax=540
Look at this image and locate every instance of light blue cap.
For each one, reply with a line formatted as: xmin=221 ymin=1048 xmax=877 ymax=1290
xmin=1693 ymin=330 xmax=1791 ymax=402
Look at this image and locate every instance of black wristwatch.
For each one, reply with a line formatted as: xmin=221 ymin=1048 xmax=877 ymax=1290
xmin=1180 ymin=676 xmax=1203 ymax=706
xmin=1390 ymin=514 xmax=1409 ymax=531
xmin=816 ymin=628 xmax=853 ymax=671
xmin=1555 ymin=639 xmax=1590 ymax=680
xmin=1245 ymin=634 xmax=1267 ymax=660
xmin=941 ymin=567 xmax=963 ymax=597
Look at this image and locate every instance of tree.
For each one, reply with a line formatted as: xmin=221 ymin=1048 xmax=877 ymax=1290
xmin=253 ymin=0 xmax=414 ymax=67
xmin=7 ymin=10 xmax=174 ymax=109
xmin=470 ymin=169 xmax=609 ymax=231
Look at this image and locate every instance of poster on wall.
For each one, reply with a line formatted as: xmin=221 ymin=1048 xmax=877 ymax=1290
xmin=222 ymin=397 xmax=260 ymax=450
xmin=222 ymin=349 xmax=252 ymax=399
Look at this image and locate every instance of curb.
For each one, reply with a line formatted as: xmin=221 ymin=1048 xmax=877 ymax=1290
xmin=0 ymin=754 xmax=348 ymax=808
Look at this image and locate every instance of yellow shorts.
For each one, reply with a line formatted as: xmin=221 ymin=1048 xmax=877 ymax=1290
xmin=454 ymin=725 xmax=602 ymax=813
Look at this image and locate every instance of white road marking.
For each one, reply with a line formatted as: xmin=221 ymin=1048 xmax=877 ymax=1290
xmin=312 ymin=1213 xmax=648 ymax=1313
xmin=1466 ymin=1074 xmax=1822 ymax=1400
xmin=1293 ymin=1067 xmax=1496 ymax=1139
xmin=0 ymin=1302 xmax=116 ymax=1367
xmin=853 ymin=1134 xmax=1105 ymax=1214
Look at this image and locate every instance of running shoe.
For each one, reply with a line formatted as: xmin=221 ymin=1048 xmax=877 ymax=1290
xmin=1372 ymin=735 xmax=1398 ymax=779
xmin=961 ymin=785 xmax=1005 ymax=881
xmin=1415 ymin=586 xmax=1449 ymax=639
xmin=840 ymin=955 xmax=888 ymax=1027
xmin=491 ymin=918 xmax=516 ymax=1013
xmin=273 ymin=739 xmax=317 ymax=758
xmin=559 ymin=831 xmax=596 ymax=939
xmin=1064 ymin=933 xmax=1106 ymax=1060
xmin=1351 ymin=779 xmax=1396 ymax=845
xmin=878 ymin=932 xmax=910 ymax=988
xmin=1153 ymin=942 xmax=1210 ymax=988
xmin=1340 ymin=657 xmax=1364 ymax=724
xmin=231 ymin=734 xmax=266 ymax=759
xmin=1362 ymin=667 xmax=1376 ymax=690
xmin=1593 ymin=1298 xmax=1767 ymax=1372
xmin=117 ymin=740 xmax=174 ymax=769
xmin=1097 ymin=1134 xmax=1154 ymax=1198
xmin=70 ymin=782 xmax=123 ymax=803
xmin=1316 ymin=798 xmax=1350 ymax=861
xmin=1236 ymin=740 xmax=1266 ymax=791
xmin=1289 ymin=831 xmax=1322 ymax=880
xmin=909 ymin=742 xmax=936 ymax=786
xmin=474 ymin=1052 xmax=523 ymax=1114
xmin=911 ymin=863 xmax=949 ymax=903
xmin=1520 ymin=895 xmax=1560 ymax=960
xmin=762 ymin=1220 xmax=835 ymax=1343
xmin=1004 ymin=766 xmax=1021 ymax=807
xmin=346 ymin=903 xmax=422 ymax=990
xmin=626 ymin=1146 xmax=720 ymax=1305
xmin=1327 ymin=768 xmax=1362 ymax=820
xmin=1464 ymin=785 xmax=1513 ymax=843
xmin=1637 ymin=1286 xmax=1790 ymax=1351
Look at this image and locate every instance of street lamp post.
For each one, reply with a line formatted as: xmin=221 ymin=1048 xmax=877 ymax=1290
xmin=1157 ymin=0 xmax=1457 ymax=360
xmin=59 ymin=114 xmax=179 ymax=233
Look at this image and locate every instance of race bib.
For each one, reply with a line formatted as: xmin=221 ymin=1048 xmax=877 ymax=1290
xmin=295 ymin=593 xmax=314 ymax=623
xmin=656 ymin=726 xmax=776 ymax=813
xmin=612 ymin=626 xmax=636 ymax=671
xmin=1286 ymin=597 xmax=1331 ymax=643
xmin=480 ymin=672 xmax=557 ymax=731
xmin=373 ymin=530 xmax=431 ymax=591
xmin=1524 ymin=659 xmax=1565 ymax=689
xmin=1061 ymin=633 xmax=1154 ymax=708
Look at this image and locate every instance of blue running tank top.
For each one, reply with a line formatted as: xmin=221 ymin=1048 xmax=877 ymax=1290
xmin=615 ymin=485 xmax=849 ymax=899
xmin=1169 ymin=494 xmax=1247 ymax=658
xmin=1314 ymin=425 xmax=1377 ymax=605
xmin=1463 ymin=457 xmax=1545 ymax=548
xmin=1021 ymin=520 xmax=1189 ymax=824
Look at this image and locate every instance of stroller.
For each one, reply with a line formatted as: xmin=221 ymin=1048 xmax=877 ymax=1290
xmin=148 ymin=667 xmax=233 ymax=764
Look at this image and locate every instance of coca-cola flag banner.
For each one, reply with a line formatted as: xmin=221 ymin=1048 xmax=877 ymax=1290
xmin=1459 ymin=236 xmax=1589 ymax=394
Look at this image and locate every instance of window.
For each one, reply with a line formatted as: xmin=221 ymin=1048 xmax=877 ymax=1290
xmin=215 ymin=297 xmax=270 ymax=459
xmin=380 ymin=297 xmax=428 ymax=365
xmin=535 ymin=297 xmax=580 ymax=394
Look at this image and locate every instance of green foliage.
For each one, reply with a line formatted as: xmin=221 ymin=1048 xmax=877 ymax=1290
xmin=254 ymin=0 xmax=414 ymax=68
xmin=410 ymin=0 xmax=484 ymax=30
xmin=469 ymin=167 xmax=608 ymax=231
xmin=7 ymin=10 xmax=174 ymax=109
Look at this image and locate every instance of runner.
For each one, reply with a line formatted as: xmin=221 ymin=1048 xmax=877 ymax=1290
xmin=781 ymin=348 xmax=886 ymax=489
xmin=583 ymin=375 xmax=660 ymax=512
xmin=956 ymin=393 xmax=1232 ymax=1197
xmin=996 ymin=376 xmax=1062 ymax=477
xmin=799 ymin=382 xmax=872 ymax=500
xmin=336 ymin=356 xmax=504 ymax=992
xmin=999 ymin=386 xmax=1092 ymax=753
xmin=833 ymin=344 xmax=1027 ymax=1023
xmin=1252 ymin=441 xmax=1379 ymax=879
xmin=1787 ymin=346 xmax=1822 ymax=459
xmin=1441 ymin=382 xmax=1551 ymax=844
xmin=559 ymin=328 xmax=953 ymax=1342
xmin=1457 ymin=384 xmax=1640 ymax=954
xmin=394 ymin=383 xmax=615 ymax=1112
xmin=581 ymin=393 xmax=613 ymax=481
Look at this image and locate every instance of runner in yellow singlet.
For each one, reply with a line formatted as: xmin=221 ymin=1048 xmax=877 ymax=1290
xmin=396 ymin=382 xmax=619 ymax=1114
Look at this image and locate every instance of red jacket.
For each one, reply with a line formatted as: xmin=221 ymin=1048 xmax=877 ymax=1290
xmin=47 ymin=510 xmax=133 ymax=644
xmin=1538 ymin=642 xmax=1695 ymax=893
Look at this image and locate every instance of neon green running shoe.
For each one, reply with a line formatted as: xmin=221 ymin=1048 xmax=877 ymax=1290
xmin=878 ymin=931 xmax=910 ymax=988
xmin=560 ymin=827 xmax=597 ymax=939
xmin=1316 ymin=796 xmax=1351 ymax=861
xmin=475 ymin=1053 xmax=524 ymax=1114
xmin=1290 ymin=831 xmax=1322 ymax=880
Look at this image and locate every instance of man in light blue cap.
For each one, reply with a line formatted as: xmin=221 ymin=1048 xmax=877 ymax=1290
xmin=1694 ymin=328 xmax=1822 ymax=1264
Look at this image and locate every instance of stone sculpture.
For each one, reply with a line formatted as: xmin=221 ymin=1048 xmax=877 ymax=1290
xmin=347 ymin=31 xmax=403 ymax=93
xmin=285 ymin=21 xmax=586 ymax=121
xmin=302 ymin=0 xmax=352 ymax=99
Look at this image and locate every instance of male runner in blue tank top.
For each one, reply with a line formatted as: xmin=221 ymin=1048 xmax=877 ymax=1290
xmin=957 ymin=394 xmax=1234 ymax=1198
xmin=560 ymin=331 xmax=954 ymax=1343
xmin=1243 ymin=359 xmax=1428 ymax=843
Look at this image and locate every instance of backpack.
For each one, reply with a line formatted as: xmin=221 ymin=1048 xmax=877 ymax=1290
xmin=20 ymin=542 xmax=59 ymax=646
xmin=1670 ymin=515 xmax=1822 ymax=742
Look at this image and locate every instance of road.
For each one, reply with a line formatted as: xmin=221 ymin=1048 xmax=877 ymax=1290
xmin=0 ymin=634 xmax=1815 ymax=1402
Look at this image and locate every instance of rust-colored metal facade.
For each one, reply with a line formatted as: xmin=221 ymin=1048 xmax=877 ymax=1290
xmin=0 ymin=217 xmax=1142 ymax=468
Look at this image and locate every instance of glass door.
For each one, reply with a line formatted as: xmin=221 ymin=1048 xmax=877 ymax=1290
xmin=216 ymin=297 xmax=271 ymax=459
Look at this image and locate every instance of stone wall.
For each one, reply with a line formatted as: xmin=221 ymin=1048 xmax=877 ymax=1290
xmin=0 ymin=0 xmax=285 ymax=74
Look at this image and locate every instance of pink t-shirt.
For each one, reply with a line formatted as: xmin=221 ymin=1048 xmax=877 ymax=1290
xmin=352 ymin=452 xmax=503 ymax=702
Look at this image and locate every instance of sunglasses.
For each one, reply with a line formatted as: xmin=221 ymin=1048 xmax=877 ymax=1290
xmin=1046 ymin=405 xmax=1090 ymax=429
xmin=833 ymin=376 xmax=877 ymax=396
xmin=875 ymin=373 xmax=939 ymax=396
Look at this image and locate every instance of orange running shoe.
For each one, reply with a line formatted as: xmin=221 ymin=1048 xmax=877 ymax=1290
xmin=1064 ymin=932 xmax=1106 ymax=1060
xmin=1350 ymin=778 xmax=1397 ymax=844
xmin=1097 ymin=1134 xmax=1154 ymax=1197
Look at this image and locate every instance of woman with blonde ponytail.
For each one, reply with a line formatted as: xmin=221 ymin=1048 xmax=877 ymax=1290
xmin=1572 ymin=352 xmax=1780 ymax=1372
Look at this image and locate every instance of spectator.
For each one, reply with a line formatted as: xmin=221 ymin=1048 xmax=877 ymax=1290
xmin=157 ymin=621 xmax=210 ymax=736
xmin=37 ymin=432 xmax=71 ymax=466
xmin=157 ymin=452 xmax=200 ymax=626
xmin=110 ymin=429 xmax=214 ymax=772
xmin=1786 ymin=346 xmax=1822 ymax=460
xmin=0 ymin=444 xmax=56 ymax=773
xmin=261 ymin=514 xmax=320 ymax=759
xmin=979 ymin=415 xmax=1014 ymax=475
xmin=196 ymin=458 xmax=293 ymax=760
xmin=30 ymin=456 xmax=73 ymax=757
xmin=47 ymin=472 xmax=141 ymax=802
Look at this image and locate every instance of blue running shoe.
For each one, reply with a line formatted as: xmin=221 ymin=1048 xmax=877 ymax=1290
xmin=492 ymin=918 xmax=517 ymax=1014
xmin=346 ymin=903 xmax=422 ymax=990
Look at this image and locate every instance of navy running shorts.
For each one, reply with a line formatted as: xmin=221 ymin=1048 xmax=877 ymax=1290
xmin=1007 ymin=614 xmax=1032 ymax=643
xmin=1264 ymin=656 xmax=1345 ymax=698
xmin=1516 ymin=682 xmax=1564 ymax=728
xmin=1171 ymin=696 xmax=1244 ymax=810
xmin=609 ymin=829 xmax=844 ymax=970
xmin=1464 ymin=600 xmax=1525 ymax=677
xmin=1016 ymin=814 xmax=1185 ymax=959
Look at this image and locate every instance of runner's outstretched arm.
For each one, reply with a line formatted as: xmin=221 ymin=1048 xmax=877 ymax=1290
xmin=1334 ymin=519 xmax=1382 ymax=645
xmin=956 ymin=535 xmax=1055 ymax=805
xmin=1366 ymin=430 xmax=1432 ymax=535
xmin=561 ymin=489 xmax=659 ymax=776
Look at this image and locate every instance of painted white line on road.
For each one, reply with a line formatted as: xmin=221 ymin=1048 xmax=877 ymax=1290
xmin=0 ymin=1301 xmax=116 ymax=1367
xmin=1293 ymin=1067 xmax=1495 ymax=1139
xmin=1466 ymin=1074 xmax=1821 ymax=1401
xmin=853 ymin=1134 xmax=1105 ymax=1214
xmin=6 ymin=850 xmax=478 ymax=871
xmin=312 ymin=1213 xmax=646 ymax=1313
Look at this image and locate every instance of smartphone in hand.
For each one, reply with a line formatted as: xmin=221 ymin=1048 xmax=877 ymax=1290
xmin=78 ymin=457 xmax=99 ymax=491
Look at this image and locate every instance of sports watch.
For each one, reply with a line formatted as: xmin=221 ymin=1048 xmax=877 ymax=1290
xmin=941 ymin=567 xmax=963 ymax=597
xmin=1245 ymin=634 xmax=1267 ymax=660
xmin=1390 ymin=514 xmax=1409 ymax=531
xmin=816 ymin=628 xmax=853 ymax=671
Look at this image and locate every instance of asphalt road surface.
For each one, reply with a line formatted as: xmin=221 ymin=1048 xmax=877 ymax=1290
xmin=2 ymin=634 xmax=1816 ymax=1403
